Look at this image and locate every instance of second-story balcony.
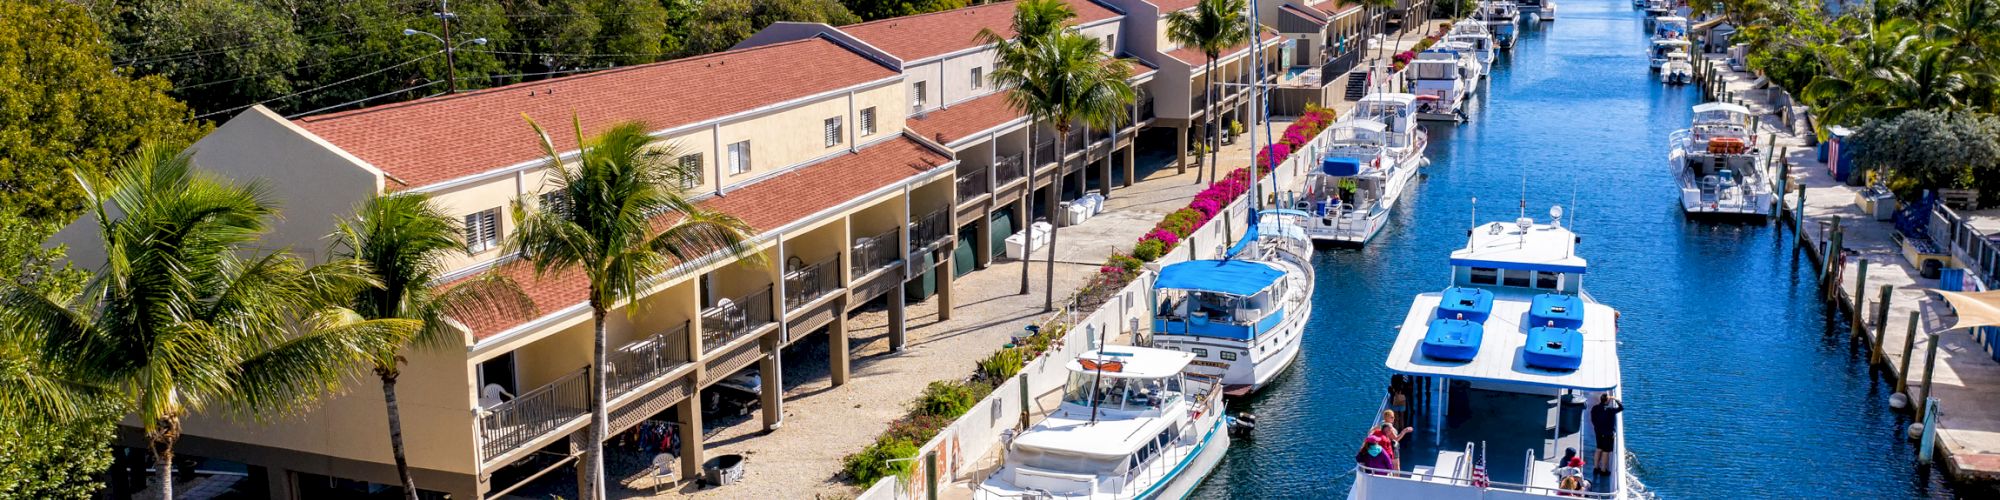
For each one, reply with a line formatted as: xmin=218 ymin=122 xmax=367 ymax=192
xmin=851 ymin=226 xmax=903 ymax=279
xmin=701 ymin=285 xmax=773 ymax=354
xmin=995 ymin=153 xmax=1026 ymax=187
xmin=910 ymin=208 xmax=952 ymax=254
xmin=1136 ymin=96 xmax=1156 ymax=123
xmin=478 ymin=366 xmax=587 ymax=463
xmin=607 ymin=320 xmax=692 ymax=397
xmin=957 ymin=169 xmax=991 ymax=204
xmin=784 ymin=254 xmax=842 ymax=310
xmin=1033 ymin=139 xmax=1057 ymax=167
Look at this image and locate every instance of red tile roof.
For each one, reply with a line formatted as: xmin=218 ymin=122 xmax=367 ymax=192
xmin=1151 ymin=0 xmax=1201 ymax=12
xmin=454 ymin=136 xmax=950 ymax=340
xmin=909 ymin=93 xmax=1025 ymax=145
xmin=293 ymin=37 xmax=897 ymax=191
xmin=842 ymin=0 xmax=1122 ymax=62
xmin=1168 ymin=32 xmax=1283 ymax=67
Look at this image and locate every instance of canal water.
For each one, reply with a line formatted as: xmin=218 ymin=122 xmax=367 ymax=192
xmin=1193 ymin=2 xmax=1954 ymax=498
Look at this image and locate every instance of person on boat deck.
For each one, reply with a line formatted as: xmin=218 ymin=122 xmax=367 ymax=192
xmin=1374 ymin=412 xmax=1413 ymax=449
xmin=1591 ymin=394 xmax=1624 ymax=475
xmin=1553 ymin=448 xmax=1581 ymax=481
xmin=1355 ymin=435 xmax=1395 ymax=473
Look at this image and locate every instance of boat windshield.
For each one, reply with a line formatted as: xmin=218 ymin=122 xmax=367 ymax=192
xmin=1063 ymin=371 xmax=1182 ymax=411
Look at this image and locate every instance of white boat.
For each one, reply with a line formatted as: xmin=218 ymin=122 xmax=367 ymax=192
xmin=1660 ymin=51 xmax=1694 ymax=84
xmin=1297 ymin=94 xmax=1430 ymax=245
xmin=1643 ymin=0 xmax=1671 ymax=16
xmin=1670 ymin=102 xmax=1774 ymax=217
xmin=1632 ymin=0 xmax=1646 ymax=8
xmin=1444 ymin=22 xmax=1498 ymax=76
xmin=977 ymin=347 xmax=1229 ymax=499
xmin=1150 ymin=211 xmax=1313 ymax=395
xmin=1518 ymin=0 xmax=1546 ymax=16
xmin=1541 ymin=1 xmax=1557 ymax=20
xmin=1349 ymin=213 xmax=1633 ymax=500
xmin=1480 ymin=1 xmax=1521 ymax=49
xmin=1648 ymin=39 xmax=1690 ymax=70
xmin=1408 ymin=48 xmax=1478 ymax=122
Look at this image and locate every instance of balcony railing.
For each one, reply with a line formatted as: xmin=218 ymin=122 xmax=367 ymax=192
xmin=1136 ymin=97 xmax=1156 ymax=122
xmin=700 ymin=285 xmax=773 ymax=354
xmin=910 ymin=208 xmax=952 ymax=252
xmin=607 ymin=320 xmax=691 ymax=397
xmin=995 ymin=154 xmax=1026 ymax=186
xmin=1033 ymin=139 xmax=1057 ymax=166
xmin=784 ymin=254 xmax=842 ymax=310
xmin=956 ymin=169 xmax=991 ymax=203
xmin=851 ymin=226 xmax=902 ymax=278
xmin=479 ymin=366 xmax=588 ymax=461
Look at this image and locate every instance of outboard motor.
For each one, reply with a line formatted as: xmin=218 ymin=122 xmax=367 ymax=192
xmin=1229 ymin=412 xmax=1258 ymax=437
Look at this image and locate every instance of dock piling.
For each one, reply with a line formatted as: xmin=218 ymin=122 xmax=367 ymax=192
xmin=1899 ymin=312 xmax=1919 ymax=393
xmin=1920 ymin=330 xmax=1941 ymax=405
xmin=1853 ymin=259 xmax=1870 ymax=338
xmin=1873 ymin=284 xmax=1893 ymax=363
xmin=1825 ymin=217 xmax=1844 ymax=302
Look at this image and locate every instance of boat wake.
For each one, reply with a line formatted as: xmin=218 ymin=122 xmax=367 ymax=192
xmin=1621 ymin=449 xmax=1661 ymax=500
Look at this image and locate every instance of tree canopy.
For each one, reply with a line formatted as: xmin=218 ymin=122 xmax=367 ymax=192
xmin=0 ymin=0 xmax=204 ymax=222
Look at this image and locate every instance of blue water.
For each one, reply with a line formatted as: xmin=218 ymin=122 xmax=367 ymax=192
xmin=1192 ymin=3 xmax=1955 ymax=498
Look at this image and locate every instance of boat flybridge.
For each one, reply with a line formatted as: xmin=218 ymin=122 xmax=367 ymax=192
xmin=1648 ymin=39 xmax=1691 ymax=70
xmin=1444 ymin=23 xmax=1498 ymax=75
xmin=1297 ymin=94 xmax=1431 ymax=245
xmin=1409 ymin=47 xmax=1479 ymax=122
xmin=1480 ymin=0 xmax=1521 ymax=49
xmin=1643 ymin=0 xmax=1670 ymax=16
xmin=1349 ymin=212 xmax=1631 ymax=500
xmin=1151 ymin=211 xmax=1314 ymax=396
xmin=977 ymin=347 xmax=1229 ymax=499
xmin=1669 ymin=102 xmax=1774 ymax=217
xmin=1660 ymin=51 xmax=1694 ymax=84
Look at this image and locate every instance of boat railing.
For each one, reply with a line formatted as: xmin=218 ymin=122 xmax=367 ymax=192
xmin=1350 ymin=463 xmax=1619 ymax=499
xmin=1116 ymin=416 xmax=1200 ymax=492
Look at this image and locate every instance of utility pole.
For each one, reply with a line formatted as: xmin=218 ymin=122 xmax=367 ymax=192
xmin=405 ymin=1 xmax=486 ymax=94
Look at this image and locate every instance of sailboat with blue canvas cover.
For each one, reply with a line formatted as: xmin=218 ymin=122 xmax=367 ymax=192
xmin=1150 ymin=210 xmax=1314 ymax=396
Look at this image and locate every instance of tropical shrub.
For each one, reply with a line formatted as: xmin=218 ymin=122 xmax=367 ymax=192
xmin=1133 ymin=239 xmax=1166 ymax=261
xmin=843 ymin=436 xmax=920 ymax=485
xmin=1851 ymin=109 xmax=2000 ymax=204
xmin=914 ymin=380 xmax=990 ymax=418
xmin=978 ymin=347 xmax=1028 ymax=382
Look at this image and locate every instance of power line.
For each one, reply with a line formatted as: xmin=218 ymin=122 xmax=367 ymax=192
xmin=457 ymin=66 xmax=617 ymax=82
xmin=286 ymin=80 xmax=445 ymax=118
xmin=195 ymin=51 xmax=440 ymax=120
xmin=171 ymin=50 xmax=393 ymax=92
xmin=465 ymin=48 xmax=668 ymax=59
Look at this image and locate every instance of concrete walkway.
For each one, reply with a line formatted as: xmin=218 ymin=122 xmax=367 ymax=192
xmin=609 ymin=114 xmax=1299 ymax=499
xmin=1702 ymin=51 xmax=2000 ymax=485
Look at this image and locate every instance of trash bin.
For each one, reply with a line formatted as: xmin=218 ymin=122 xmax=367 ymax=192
xmin=1558 ymin=392 xmax=1587 ymax=435
xmin=906 ymin=251 xmax=936 ymax=301
xmin=702 ymin=454 xmax=745 ymax=486
xmin=1003 ymin=222 xmax=1051 ymax=260
xmin=1061 ymin=201 xmax=1091 ymax=226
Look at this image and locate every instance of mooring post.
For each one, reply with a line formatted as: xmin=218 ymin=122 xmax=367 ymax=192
xmin=1920 ymin=330 xmax=1942 ymax=405
xmin=1852 ymin=259 xmax=1870 ymax=338
xmin=1825 ymin=217 xmax=1844 ymax=302
xmin=1873 ymin=284 xmax=1893 ymax=363
xmin=1899 ymin=311 xmax=1920 ymax=393
xmin=1919 ymin=397 xmax=1939 ymax=465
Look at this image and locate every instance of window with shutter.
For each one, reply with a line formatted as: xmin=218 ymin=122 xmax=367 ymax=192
xmin=970 ymin=67 xmax=982 ymax=89
xmin=824 ymin=117 xmax=842 ymax=147
xmin=860 ymin=107 xmax=877 ymax=136
xmin=464 ymin=208 xmax=500 ymax=253
xmin=678 ymin=153 xmax=703 ymax=189
xmin=911 ymin=82 xmax=927 ymax=110
xmin=538 ymin=192 xmax=570 ymax=219
xmin=727 ymin=141 xmax=751 ymax=175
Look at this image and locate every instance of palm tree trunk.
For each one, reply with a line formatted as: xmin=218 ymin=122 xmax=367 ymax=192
xmin=149 ymin=416 xmax=180 ymax=500
xmin=1205 ymin=58 xmax=1221 ymax=185
xmin=584 ymin=304 xmax=610 ymax=500
xmin=1019 ymin=125 xmax=1037 ymax=295
xmin=379 ymin=366 xmax=421 ymax=500
xmin=1044 ymin=131 xmax=1066 ymax=313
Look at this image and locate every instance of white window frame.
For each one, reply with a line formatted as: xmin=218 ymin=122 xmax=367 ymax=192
xmin=727 ymin=141 xmax=751 ymax=175
xmin=824 ymin=117 xmax=843 ymax=148
xmin=970 ymin=67 xmax=983 ymax=89
xmin=678 ymin=153 xmax=703 ymax=189
xmin=860 ymin=107 xmax=877 ymax=136
xmin=464 ymin=208 xmax=501 ymax=253
xmin=912 ymin=81 xmax=927 ymax=110
xmin=538 ymin=191 xmax=570 ymax=219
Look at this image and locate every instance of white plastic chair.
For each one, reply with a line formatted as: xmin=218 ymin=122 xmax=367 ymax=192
xmin=651 ymin=453 xmax=677 ymax=493
xmin=479 ymin=384 xmax=512 ymax=409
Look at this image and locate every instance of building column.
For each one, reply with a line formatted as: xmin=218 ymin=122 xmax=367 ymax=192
xmin=676 ymin=395 xmax=705 ymax=482
xmin=266 ymin=468 xmax=294 ymax=499
xmin=1122 ymin=143 xmax=1137 ymax=188
xmin=1042 ymin=174 xmax=1060 ymax=226
xmin=1174 ymin=125 xmax=1189 ymax=175
xmin=758 ymin=334 xmax=783 ymax=432
xmin=1098 ymin=134 xmax=1115 ymax=197
xmin=974 ymin=216 xmax=993 ymax=269
xmin=938 ymin=250 xmax=955 ymax=321
xmin=829 ymin=299 xmax=850 ymax=386
xmin=889 ymin=280 xmax=908 ymax=352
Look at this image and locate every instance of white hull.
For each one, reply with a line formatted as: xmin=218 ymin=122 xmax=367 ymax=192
xmin=1147 ymin=420 xmax=1230 ymax=500
xmin=1670 ymin=129 xmax=1774 ymax=217
xmin=1304 ymin=156 xmax=1424 ymax=244
xmin=1152 ymin=299 xmax=1308 ymax=392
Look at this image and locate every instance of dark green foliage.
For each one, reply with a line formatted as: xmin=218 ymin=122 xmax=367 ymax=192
xmin=844 ymin=0 xmax=967 ymax=21
xmin=1133 ymin=239 xmax=1165 ymax=262
xmin=1851 ymin=109 xmax=2000 ymax=202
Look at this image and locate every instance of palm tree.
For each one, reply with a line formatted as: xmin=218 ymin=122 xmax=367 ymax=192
xmin=329 ymin=193 xmax=532 ymax=500
xmin=510 ymin=117 xmax=757 ymax=500
xmin=1166 ymin=0 xmax=1253 ymax=184
xmin=1 ymin=145 xmax=419 ymax=499
xmin=979 ymin=0 xmax=1077 ymax=296
xmin=991 ymin=31 xmax=1137 ymax=312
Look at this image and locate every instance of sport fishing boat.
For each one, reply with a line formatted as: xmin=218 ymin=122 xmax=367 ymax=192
xmin=1151 ymin=210 xmax=1313 ymax=396
xmin=1669 ymin=102 xmax=1774 ymax=217
xmin=1660 ymin=51 xmax=1694 ymax=84
xmin=1643 ymin=0 xmax=1671 ymax=16
xmin=1648 ymin=39 xmax=1690 ymax=70
xmin=1649 ymin=16 xmax=1690 ymax=69
xmin=1349 ymin=211 xmax=1632 ymax=499
xmin=1480 ymin=0 xmax=1521 ymax=49
xmin=976 ymin=347 xmax=1229 ymax=499
xmin=1409 ymin=47 xmax=1479 ymax=122
xmin=1297 ymin=93 xmax=1430 ymax=245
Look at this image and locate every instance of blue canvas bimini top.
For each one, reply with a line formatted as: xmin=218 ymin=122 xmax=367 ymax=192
xmin=1156 ymin=260 xmax=1284 ymax=296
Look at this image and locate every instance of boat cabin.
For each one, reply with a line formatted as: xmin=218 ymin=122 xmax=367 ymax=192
xmin=1153 ymin=260 xmax=1291 ymax=341
xmin=1653 ymin=16 xmax=1689 ymax=39
xmin=1650 ymin=39 xmax=1691 ymax=62
xmin=1354 ymin=93 xmax=1421 ymax=133
xmin=1003 ymin=347 xmax=1217 ymax=496
xmin=1449 ymin=218 xmax=1586 ymax=295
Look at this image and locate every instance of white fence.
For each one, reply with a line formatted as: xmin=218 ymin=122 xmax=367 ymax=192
xmin=857 ymin=118 xmax=1335 ymax=500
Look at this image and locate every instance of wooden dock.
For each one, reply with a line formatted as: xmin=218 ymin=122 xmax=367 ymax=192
xmin=1697 ymin=51 xmax=2000 ymax=486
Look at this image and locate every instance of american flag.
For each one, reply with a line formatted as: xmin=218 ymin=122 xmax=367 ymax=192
xmin=1469 ymin=441 xmax=1491 ymax=488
